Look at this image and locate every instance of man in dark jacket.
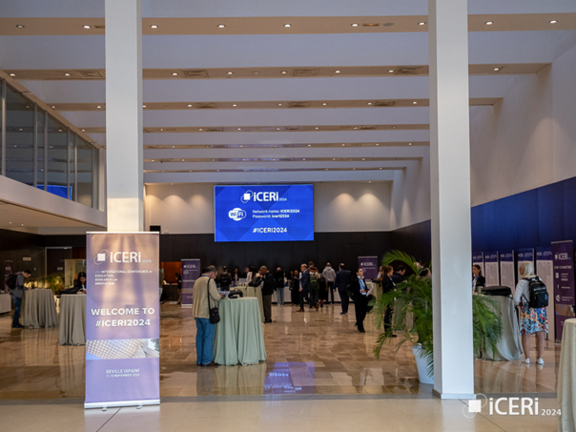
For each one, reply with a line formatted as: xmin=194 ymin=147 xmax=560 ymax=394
xmin=10 ymin=270 xmax=31 ymax=329
xmin=334 ymin=263 xmax=352 ymax=315
xmin=297 ymin=264 xmax=310 ymax=312
xmin=218 ymin=266 xmax=232 ymax=291
xmin=260 ymin=266 xmax=276 ymax=323
xmin=392 ymin=265 xmax=406 ymax=285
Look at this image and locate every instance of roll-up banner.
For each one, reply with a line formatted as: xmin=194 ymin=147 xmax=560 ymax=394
xmin=485 ymin=251 xmax=500 ymax=286
xmin=517 ymin=248 xmax=535 ymax=282
xmin=500 ymin=251 xmax=515 ymax=292
xmin=85 ymin=232 xmax=160 ymax=409
xmin=551 ymin=240 xmax=576 ymax=342
xmin=472 ymin=252 xmax=485 ymax=276
xmin=536 ymin=246 xmax=555 ymax=341
xmin=358 ymin=256 xmax=379 ymax=280
xmin=181 ymin=259 xmax=200 ymax=308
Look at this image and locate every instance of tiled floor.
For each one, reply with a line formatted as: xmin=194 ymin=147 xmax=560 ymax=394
xmin=0 ymin=303 xmax=561 ymax=400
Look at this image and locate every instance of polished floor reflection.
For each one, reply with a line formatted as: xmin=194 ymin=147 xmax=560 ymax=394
xmin=0 ymin=303 xmax=561 ymax=400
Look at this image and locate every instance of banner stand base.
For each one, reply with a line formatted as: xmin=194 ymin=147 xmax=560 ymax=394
xmin=85 ymin=399 xmax=160 ymax=410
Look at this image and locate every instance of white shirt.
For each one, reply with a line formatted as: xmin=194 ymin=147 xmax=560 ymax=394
xmin=514 ymin=278 xmax=539 ymax=305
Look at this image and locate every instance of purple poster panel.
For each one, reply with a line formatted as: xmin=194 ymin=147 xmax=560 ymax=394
xmin=358 ymin=256 xmax=378 ymax=280
xmin=85 ymin=232 xmax=160 ymax=409
xmin=181 ymin=259 xmax=200 ymax=308
xmin=552 ymin=241 xmax=576 ymax=342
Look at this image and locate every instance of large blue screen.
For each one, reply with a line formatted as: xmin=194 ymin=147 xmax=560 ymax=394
xmin=214 ymin=184 xmax=314 ymax=242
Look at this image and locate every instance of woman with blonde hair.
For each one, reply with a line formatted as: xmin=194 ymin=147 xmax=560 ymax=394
xmin=514 ymin=262 xmax=548 ymax=365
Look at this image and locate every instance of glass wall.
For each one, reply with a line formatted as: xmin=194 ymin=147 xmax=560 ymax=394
xmin=5 ymin=86 xmax=35 ymax=185
xmin=0 ymin=79 xmax=100 ymax=208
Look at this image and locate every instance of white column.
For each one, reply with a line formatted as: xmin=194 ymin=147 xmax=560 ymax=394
xmin=105 ymin=0 xmax=143 ymax=231
xmin=429 ymin=0 xmax=474 ymax=399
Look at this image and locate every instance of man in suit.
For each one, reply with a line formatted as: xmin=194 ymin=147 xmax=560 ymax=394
xmin=334 ymin=263 xmax=352 ymax=315
xmin=350 ymin=268 xmax=368 ymax=333
xmin=297 ymin=264 xmax=310 ymax=312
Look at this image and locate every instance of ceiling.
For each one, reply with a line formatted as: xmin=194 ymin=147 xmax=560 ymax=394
xmin=1 ymin=0 xmax=575 ymax=185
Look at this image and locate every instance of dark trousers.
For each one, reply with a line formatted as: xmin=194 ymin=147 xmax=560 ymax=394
xmin=221 ymin=285 xmax=230 ymax=292
xmin=339 ymin=290 xmax=349 ymax=313
xmin=263 ymin=294 xmax=272 ymax=322
xmin=299 ymin=290 xmax=309 ymax=309
xmin=355 ymin=296 xmax=367 ymax=332
xmin=327 ymin=281 xmax=335 ymax=303
xmin=309 ymin=288 xmax=319 ymax=308
xmin=384 ymin=305 xmax=393 ymax=333
xmin=12 ymin=296 xmax=22 ymax=328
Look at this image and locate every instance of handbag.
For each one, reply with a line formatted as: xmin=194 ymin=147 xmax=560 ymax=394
xmin=207 ymin=279 xmax=220 ymax=324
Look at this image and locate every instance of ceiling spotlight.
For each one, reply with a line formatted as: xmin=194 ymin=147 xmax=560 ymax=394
xmin=64 ymin=73 xmax=71 ymax=77
xmin=160 ymin=128 xmax=164 ymax=131
xmin=284 ymin=24 xmax=292 ymax=28
xmin=376 ymin=143 xmax=379 ymax=146
xmin=353 ymin=168 xmax=356 ymax=170
xmin=418 ymin=22 xmax=426 ymax=26
xmin=277 ymin=103 xmax=283 ymax=106
xmin=367 ymin=102 xmax=372 ymax=105
xmin=83 ymin=25 xmax=91 ymax=29
xmin=232 ymin=104 xmax=237 ymax=107
xmin=199 ymin=128 xmax=203 ymax=131
xmin=281 ymin=70 xmax=288 ymax=75
xmin=353 ymin=127 xmax=358 ymax=130
xmin=81 ymin=129 xmax=86 ymax=132
xmin=253 ymin=71 xmax=259 ymax=75
xmin=96 ymin=105 xmax=102 ymax=109
xmin=172 ymin=146 xmax=175 ymax=148
xmin=322 ymin=103 xmax=327 ymax=106
xmin=549 ymin=20 xmax=558 ymax=24
xmin=276 ymin=128 xmax=280 ymax=131
xmin=152 ymin=159 xmax=155 ymax=162
xmin=227 ymin=71 xmax=233 ymax=75
xmin=51 ymin=105 xmax=56 ymax=108
xmin=342 ymin=144 xmax=345 ymax=146
xmin=143 ymin=105 xmax=147 ymax=108
xmin=326 ymin=168 xmax=329 ymax=171
xmin=485 ymin=21 xmax=493 ymax=25
xmin=380 ymin=167 xmax=383 ymax=170
xmin=172 ymin=72 xmax=178 ymax=76
xmin=240 ymin=145 xmax=243 ymax=147
xmin=238 ymin=128 xmax=242 ymax=131
xmin=187 ymin=104 xmax=192 ymax=107
xmin=362 ymin=158 xmax=365 ymax=160
xmin=150 ymin=25 xmax=158 ymax=29
xmin=218 ymin=24 xmax=226 ymax=28
xmin=493 ymin=67 xmax=501 ymax=72
xmin=351 ymin=23 xmax=359 ymax=27
xmin=412 ymin=101 xmax=418 ymax=105
xmin=9 ymin=73 xmax=15 ymax=77
xmin=308 ymin=144 xmax=311 ymax=147
xmin=388 ymin=69 xmax=394 ymax=73
xmin=16 ymin=25 xmax=25 ymax=29
xmin=408 ymin=142 xmax=413 ymax=146
xmin=303 ymin=158 xmax=306 ymax=161
xmin=315 ymin=127 xmax=319 ymax=130
xmin=333 ymin=158 xmax=336 ymax=160
xmin=335 ymin=70 xmax=341 ymax=74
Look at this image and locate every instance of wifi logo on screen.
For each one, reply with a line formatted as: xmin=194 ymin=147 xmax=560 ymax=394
xmin=241 ymin=191 xmax=253 ymax=203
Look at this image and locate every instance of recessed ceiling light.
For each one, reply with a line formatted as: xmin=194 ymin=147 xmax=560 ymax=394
xmin=238 ymin=128 xmax=242 ymax=131
xmin=83 ymin=25 xmax=91 ymax=29
xmin=232 ymin=104 xmax=237 ymax=107
xmin=369 ymin=181 xmax=372 ymax=183
xmin=333 ymin=158 xmax=336 ymax=160
xmin=308 ymin=144 xmax=311 ymax=147
xmin=353 ymin=168 xmax=355 ymax=170
xmin=171 ymin=183 xmax=174 ymax=185
xmin=493 ymin=67 xmax=501 ymax=71
xmin=199 ymin=128 xmax=203 ymax=131
xmin=367 ymin=102 xmax=372 ymax=105
xmin=351 ymin=23 xmax=359 ymax=27
xmin=408 ymin=142 xmax=413 ymax=146
xmin=315 ymin=127 xmax=319 ymax=130
xmin=281 ymin=70 xmax=288 ymax=75
xmin=160 ymin=128 xmax=164 ymax=131
xmin=335 ymin=70 xmax=341 ymax=74
xmin=277 ymin=103 xmax=283 ymax=106
xmin=96 ymin=105 xmax=102 ymax=109
xmin=322 ymin=103 xmax=327 ymax=106
xmin=303 ymin=158 xmax=306 ymax=161
xmin=353 ymin=127 xmax=358 ymax=130
xmin=51 ymin=105 xmax=55 ymax=108
xmin=151 ymin=159 xmax=155 ymax=162
xmin=326 ymin=168 xmax=329 ymax=171
xmin=172 ymin=72 xmax=178 ymax=76
xmin=549 ymin=20 xmax=558 ymax=24
xmin=19 ymin=128 xmax=23 ymax=131
xmin=172 ymin=146 xmax=175 ymax=148
xmin=150 ymin=25 xmax=158 ymax=29
xmin=376 ymin=143 xmax=379 ymax=146
xmin=413 ymin=101 xmax=418 ymax=105
xmin=380 ymin=167 xmax=383 ymax=170
xmin=64 ymin=73 xmax=71 ymax=77
xmin=253 ymin=71 xmax=259 ymax=75
xmin=143 ymin=105 xmax=147 ymax=108
xmin=9 ymin=73 xmax=15 ymax=77
xmin=187 ymin=104 xmax=192 ymax=107
xmin=16 ymin=25 xmax=25 ymax=29
xmin=418 ymin=22 xmax=426 ymax=26
xmin=276 ymin=128 xmax=281 ymax=131
xmin=25 ymin=106 xmax=30 ymax=109
xmin=284 ymin=24 xmax=292 ymax=28
xmin=227 ymin=71 xmax=233 ymax=75
xmin=485 ymin=21 xmax=493 ymax=25
xmin=392 ymin=126 xmax=396 ymax=129
xmin=388 ymin=69 xmax=394 ymax=73
xmin=240 ymin=145 xmax=243 ymax=147
xmin=217 ymin=169 xmax=220 ymax=172
xmin=342 ymin=144 xmax=345 ymax=146
xmin=81 ymin=129 xmax=86 ymax=132
xmin=362 ymin=158 xmax=365 ymax=160
xmin=218 ymin=24 xmax=226 ymax=28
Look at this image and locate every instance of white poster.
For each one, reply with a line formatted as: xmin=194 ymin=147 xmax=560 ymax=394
xmin=485 ymin=251 xmax=500 ymax=287
xmin=536 ymin=247 xmax=555 ymax=341
xmin=499 ymin=251 xmax=515 ymax=293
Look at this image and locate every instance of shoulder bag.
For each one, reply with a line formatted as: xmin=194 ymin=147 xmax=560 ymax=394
xmin=207 ymin=279 xmax=220 ymax=324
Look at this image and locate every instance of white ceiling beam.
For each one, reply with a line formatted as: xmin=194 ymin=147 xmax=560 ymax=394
xmin=144 ymin=160 xmax=415 ymax=171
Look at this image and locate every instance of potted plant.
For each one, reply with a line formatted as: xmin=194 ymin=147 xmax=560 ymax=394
xmin=371 ymin=250 xmax=503 ymax=384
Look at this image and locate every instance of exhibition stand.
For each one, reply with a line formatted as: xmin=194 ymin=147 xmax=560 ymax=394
xmin=22 ymin=289 xmax=59 ymax=328
xmin=59 ymin=294 xmax=87 ymax=346
xmin=213 ymin=298 xmax=266 ymax=366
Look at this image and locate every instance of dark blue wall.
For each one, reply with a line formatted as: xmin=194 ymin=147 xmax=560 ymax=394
xmin=471 ymin=176 xmax=576 ymax=252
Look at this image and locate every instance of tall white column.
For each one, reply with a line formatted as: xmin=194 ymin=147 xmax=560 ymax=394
xmin=105 ymin=0 xmax=144 ymax=231
xmin=428 ymin=0 xmax=474 ymax=399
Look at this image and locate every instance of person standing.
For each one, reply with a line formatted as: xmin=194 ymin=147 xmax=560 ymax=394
xmin=10 ymin=270 xmax=31 ymax=329
xmin=309 ymin=267 xmax=320 ymax=310
xmin=514 ymin=262 xmax=548 ymax=365
xmin=260 ymin=266 xmax=275 ymax=323
xmin=192 ymin=266 xmax=222 ymax=366
xmin=218 ymin=266 xmax=232 ymax=291
xmin=472 ymin=265 xmax=485 ymax=292
xmin=74 ymin=272 xmax=87 ymax=294
xmin=381 ymin=265 xmax=396 ymax=337
xmin=298 ymin=264 xmax=310 ymax=312
xmin=245 ymin=266 xmax=253 ymax=285
xmin=290 ymin=270 xmax=300 ymax=305
xmin=233 ymin=268 xmax=240 ymax=287
xmin=351 ymin=268 xmax=368 ymax=333
xmin=322 ymin=263 xmax=336 ymax=304
xmin=391 ymin=265 xmax=406 ymax=285
xmin=274 ymin=267 xmax=286 ymax=306
xmin=334 ymin=263 xmax=352 ymax=315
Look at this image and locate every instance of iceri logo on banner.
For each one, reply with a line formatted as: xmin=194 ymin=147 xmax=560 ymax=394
xmin=94 ymin=249 xmax=152 ymax=265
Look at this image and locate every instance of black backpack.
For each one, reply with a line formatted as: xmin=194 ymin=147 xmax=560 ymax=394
xmin=5 ymin=274 xmax=17 ymax=292
xmin=219 ymin=273 xmax=231 ymax=286
xmin=523 ymin=277 xmax=549 ymax=309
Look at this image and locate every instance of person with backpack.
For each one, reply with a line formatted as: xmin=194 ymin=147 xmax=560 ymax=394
xmin=514 ymin=262 xmax=548 ymax=365
xmin=309 ymin=267 xmax=320 ymax=311
xmin=7 ymin=270 xmax=32 ymax=329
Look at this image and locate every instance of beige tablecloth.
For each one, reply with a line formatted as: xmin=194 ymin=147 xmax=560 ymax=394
xmin=213 ymin=298 xmax=266 ymax=366
xmin=0 ymin=294 xmax=11 ymax=314
xmin=558 ymin=318 xmax=576 ymax=432
xmin=479 ymin=295 xmax=523 ymax=361
xmin=22 ymin=289 xmax=59 ymax=328
xmin=236 ymin=285 xmax=265 ymax=322
xmin=59 ymin=294 xmax=86 ymax=345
